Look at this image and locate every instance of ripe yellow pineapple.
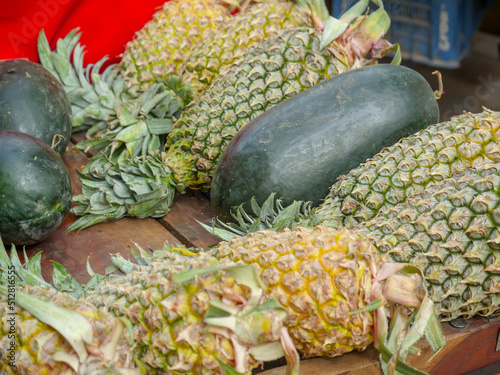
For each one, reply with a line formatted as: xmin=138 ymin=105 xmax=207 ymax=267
xmin=120 ymin=0 xmax=330 ymax=93
xmin=86 ymin=227 xmax=439 ymax=368
xmin=0 ymin=285 xmax=136 ymax=374
xmin=0 ymin=229 xmax=442 ymax=374
xmin=213 ymin=226 xmax=381 ymax=358
xmin=0 ymin=257 xmax=300 ymax=375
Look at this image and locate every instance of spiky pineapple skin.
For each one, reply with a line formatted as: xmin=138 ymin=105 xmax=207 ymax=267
xmin=0 ymin=285 xmax=134 ymax=375
xmin=317 ymin=110 xmax=500 ymax=229
xmin=119 ymin=0 xmax=231 ymax=91
xmin=179 ymin=0 xmax=313 ymax=92
xmin=213 ymin=226 xmax=379 ymax=358
xmin=353 ymin=162 xmax=500 ymax=321
xmin=165 ymin=27 xmax=372 ymax=191
xmin=85 ymin=257 xmax=275 ymax=374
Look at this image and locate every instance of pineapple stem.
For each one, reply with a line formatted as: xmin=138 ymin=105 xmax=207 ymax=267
xmin=432 ymin=70 xmax=444 ymax=99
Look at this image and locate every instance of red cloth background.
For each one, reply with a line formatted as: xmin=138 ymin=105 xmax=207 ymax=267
xmin=0 ymin=0 xmax=167 ymax=67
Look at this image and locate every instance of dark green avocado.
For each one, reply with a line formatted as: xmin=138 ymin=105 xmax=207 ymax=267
xmin=0 ymin=59 xmax=72 ymax=154
xmin=0 ymin=130 xmax=72 ymax=246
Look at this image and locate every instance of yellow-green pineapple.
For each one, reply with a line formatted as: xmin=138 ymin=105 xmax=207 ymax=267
xmin=119 ymin=0 xmax=233 ymax=91
xmin=179 ymin=0 xmax=328 ymax=92
xmin=0 ymin=285 xmax=136 ymax=374
xmin=213 ymin=226 xmax=381 ymax=358
xmin=81 ymin=258 xmax=296 ymax=374
xmin=0 ymin=261 xmax=298 ymax=375
xmin=353 ymin=161 xmax=500 ymax=321
xmin=316 ymin=109 xmax=500 ymax=229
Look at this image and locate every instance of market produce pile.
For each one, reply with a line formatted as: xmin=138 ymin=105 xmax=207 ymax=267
xmin=37 ymin=0 xmax=395 ymax=231
xmin=2 ymin=0 xmax=500 ymax=374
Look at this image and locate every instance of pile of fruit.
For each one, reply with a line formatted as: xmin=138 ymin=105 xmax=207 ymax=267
xmin=1 ymin=0 xmax=500 ymax=374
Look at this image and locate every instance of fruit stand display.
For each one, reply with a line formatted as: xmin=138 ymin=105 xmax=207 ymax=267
xmin=1 ymin=0 xmax=500 ymax=374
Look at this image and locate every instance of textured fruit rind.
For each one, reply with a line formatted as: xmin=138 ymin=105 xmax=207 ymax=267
xmin=86 ymin=257 xmax=269 ymax=374
xmin=213 ymin=226 xmax=379 ymax=358
xmin=165 ymin=27 xmax=370 ymax=192
xmin=318 ymin=110 xmax=500 ymax=229
xmin=0 ymin=285 xmax=134 ymax=374
xmin=179 ymin=0 xmax=313 ymax=92
xmin=119 ymin=0 xmax=231 ymax=91
xmin=354 ymin=162 xmax=500 ymax=321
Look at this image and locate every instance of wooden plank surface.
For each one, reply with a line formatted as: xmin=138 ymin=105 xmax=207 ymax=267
xmin=259 ymin=316 xmax=500 ymax=375
xmin=158 ymin=190 xmax=220 ymax=250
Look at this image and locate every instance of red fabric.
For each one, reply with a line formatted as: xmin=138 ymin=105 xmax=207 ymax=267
xmin=0 ymin=0 xmax=167 ymax=66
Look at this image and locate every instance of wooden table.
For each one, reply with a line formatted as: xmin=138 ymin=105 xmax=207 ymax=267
xmin=16 ymin=130 xmax=500 ymax=375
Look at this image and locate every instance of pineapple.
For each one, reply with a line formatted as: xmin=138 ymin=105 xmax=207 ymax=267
xmin=353 ymin=162 xmax=500 ymax=321
xmin=0 ymin=232 xmax=443 ymax=374
xmin=119 ymin=0 xmax=233 ymax=91
xmin=0 ymin=285 xmax=136 ymax=374
xmin=0 ymin=262 xmax=298 ymax=375
xmin=83 ymin=258 xmax=296 ymax=374
xmin=213 ymin=226 xmax=380 ymax=358
xmin=70 ymin=14 xmax=390 ymax=230
xmin=178 ymin=0 xmax=328 ymax=92
xmin=315 ymin=109 xmax=500 ymax=229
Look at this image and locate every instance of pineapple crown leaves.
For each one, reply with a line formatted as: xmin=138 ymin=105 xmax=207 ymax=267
xmin=201 ymin=193 xmax=319 ymax=242
xmin=0 ymin=241 xmax=53 ymax=290
xmin=68 ymin=151 xmax=177 ymax=232
xmin=37 ymin=28 xmax=134 ymax=134
xmin=76 ymin=76 xmax=194 ymax=164
xmin=320 ymin=0 xmax=394 ymax=61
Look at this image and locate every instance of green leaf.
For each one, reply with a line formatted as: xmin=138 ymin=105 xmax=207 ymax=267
xmin=116 ymin=104 xmax=136 ymax=126
xmin=198 ymin=221 xmax=238 ymax=242
xmin=146 ymin=118 xmax=175 ymax=135
xmin=425 ymin=309 xmax=446 ymax=353
xmin=213 ymin=356 xmax=244 ymax=375
xmin=320 ymin=16 xmax=348 ymax=49
xmin=51 ymin=262 xmax=85 ymax=299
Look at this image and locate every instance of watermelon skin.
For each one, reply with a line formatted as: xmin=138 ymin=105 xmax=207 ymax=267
xmin=210 ymin=64 xmax=440 ymax=220
xmin=0 ymin=130 xmax=72 ymax=246
xmin=0 ymin=59 xmax=72 ymax=154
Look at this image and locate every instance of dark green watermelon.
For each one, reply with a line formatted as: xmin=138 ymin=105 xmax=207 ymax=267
xmin=211 ymin=64 xmax=440 ymax=220
xmin=0 ymin=130 xmax=72 ymax=246
xmin=0 ymin=59 xmax=72 ymax=154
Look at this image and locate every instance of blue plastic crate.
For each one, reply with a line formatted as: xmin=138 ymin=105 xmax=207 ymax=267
xmin=331 ymin=0 xmax=495 ymax=68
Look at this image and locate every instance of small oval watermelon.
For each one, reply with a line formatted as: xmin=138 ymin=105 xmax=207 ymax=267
xmin=0 ymin=59 xmax=72 ymax=154
xmin=0 ymin=130 xmax=73 ymax=246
